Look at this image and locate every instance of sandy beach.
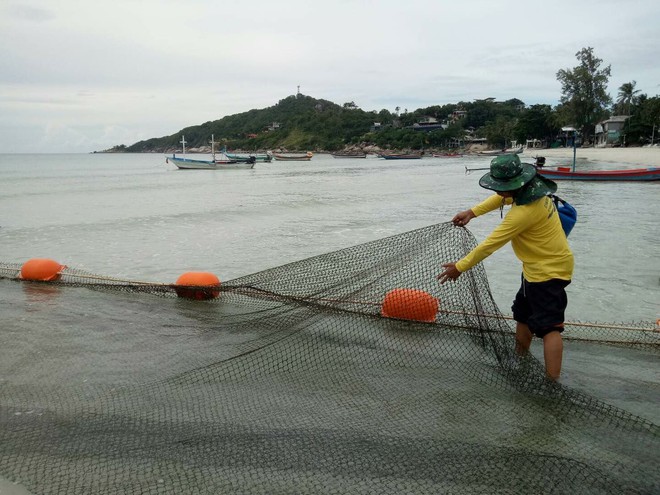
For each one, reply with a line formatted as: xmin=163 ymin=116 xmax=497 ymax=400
xmin=518 ymin=146 xmax=660 ymax=168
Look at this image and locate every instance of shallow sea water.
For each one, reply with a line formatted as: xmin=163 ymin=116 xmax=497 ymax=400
xmin=0 ymin=153 xmax=658 ymax=494
xmin=1 ymin=152 xmax=657 ymax=323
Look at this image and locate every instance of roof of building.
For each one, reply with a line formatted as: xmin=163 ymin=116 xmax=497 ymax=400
xmin=601 ymin=115 xmax=630 ymax=124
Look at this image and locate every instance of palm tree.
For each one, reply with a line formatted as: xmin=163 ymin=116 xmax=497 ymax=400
xmin=617 ymin=81 xmax=641 ymax=115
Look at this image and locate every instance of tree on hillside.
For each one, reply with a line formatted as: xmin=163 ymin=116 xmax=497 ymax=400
xmin=556 ymin=47 xmax=612 ymax=142
xmin=483 ymin=116 xmax=516 ymax=149
xmin=615 ymin=81 xmax=641 ymax=115
xmin=513 ymin=104 xmax=556 ymax=144
xmin=376 ymin=109 xmax=394 ymax=124
xmin=419 ymin=104 xmax=457 ymax=121
xmin=503 ymin=98 xmax=526 ymax=111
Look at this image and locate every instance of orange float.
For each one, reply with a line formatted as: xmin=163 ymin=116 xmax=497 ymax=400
xmin=381 ymin=288 xmax=439 ymax=323
xmin=174 ymin=272 xmax=221 ymax=300
xmin=19 ymin=258 xmax=66 ymax=282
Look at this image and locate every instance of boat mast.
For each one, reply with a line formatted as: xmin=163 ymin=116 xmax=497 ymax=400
xmin=180 ymin=136 xmax=187 ymax=158
xmin=572 ymin=130 xmax=577 ymax=173
xmin=210 ymin=134 xmax=216 ymax=161
xmin=562 ymin=126 xmax=578 ymax=172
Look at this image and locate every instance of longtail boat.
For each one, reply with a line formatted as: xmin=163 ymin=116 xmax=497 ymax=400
xmin=223 ymin=148 xmax=272 ymax=162
xmin=537 ymin=166 xmax=660 ymax=181
xmin=475 ymin=146 xmax=523 ymax=157
xmin=167 ymin=155 xmax=255 ymax=170
xmin=272 ymin=152 xmax=313 ymax=161
xmin=379 ymin=153 xmax=422 ymax=160
xmin=331 ymin=152 xmax=367 ymax=158
xmin=166 ymin=134 xmax=255 ymax=170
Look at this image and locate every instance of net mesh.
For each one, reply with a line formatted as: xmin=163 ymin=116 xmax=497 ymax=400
xmin=0 ymin=223 xmax=658 ymax=494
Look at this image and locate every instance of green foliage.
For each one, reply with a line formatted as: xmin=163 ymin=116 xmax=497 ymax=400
xmin=620 ymin=95 xmax=660 ymax=145
xmin=615 ymin=81 xmax=641 ymax=116
xmin=556 ymin=47 xmax=612 ymax=138
xmin=482 ymin=116 xmax=516 ymax=148
xmin=463 ymin=100 xmax=498 ymax=129
xmin=513 ymin=105 xmax=557 ymax=143
xmin=126 ymin=95 xmax=378 ymax=152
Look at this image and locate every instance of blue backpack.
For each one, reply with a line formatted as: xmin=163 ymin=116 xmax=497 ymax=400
xmin=551 ymin=194 xmax=577 ymax=237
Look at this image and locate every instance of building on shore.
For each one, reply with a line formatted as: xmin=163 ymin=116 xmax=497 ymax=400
xmin=595 ymin=116 xmax=630 ymax=147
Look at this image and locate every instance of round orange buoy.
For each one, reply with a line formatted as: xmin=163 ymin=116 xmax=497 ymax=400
xmin=174 ymin=272 xmax=221 ymax=300
xmin=19 ymin=258 xmax=66 ymax=282
xmin=381 ymin=288 xmax=439 ymax=323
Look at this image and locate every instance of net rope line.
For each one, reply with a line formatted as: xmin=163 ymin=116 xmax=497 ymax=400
xmin=188 ymin=285 xmax=660 ymax=348
xmin=236 ymin=289 xmax=658 ymax=335
xmin=1 ymin=263 xmax=657 ymax=336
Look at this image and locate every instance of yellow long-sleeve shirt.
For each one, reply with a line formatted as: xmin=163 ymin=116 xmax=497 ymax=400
xmin=455 ymin=194 xmax=574 ymax=282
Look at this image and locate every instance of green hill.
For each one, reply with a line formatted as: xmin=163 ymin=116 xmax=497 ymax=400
xmin=122 ymin=94 xmax=381 ymax=153
xmin=114 ymin=94 xmax=554 ymax=153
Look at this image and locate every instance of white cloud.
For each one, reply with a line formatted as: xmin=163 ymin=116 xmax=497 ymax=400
xmin=1 ymin=0 xmax=659 ymax=152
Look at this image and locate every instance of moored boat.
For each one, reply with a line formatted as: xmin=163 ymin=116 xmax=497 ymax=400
xmin=272 ymin=152 xmax=313 ymax=161
xmin=224 ymin=149 xmax=272 ymax=163
xmin=379 ymin=153 xmax=422 ymax=160
xmin=167 ymin=155 xmax=255 ymax=170
xmin=166 ymin=135 xmax=256 ymax=170
xmin=331 ymin=152 xmax=367 ymax=158
xmin=537 ymin=166 xmax=660 ymax=181
xmin=475 ymin=146 xmax=524 ymax=156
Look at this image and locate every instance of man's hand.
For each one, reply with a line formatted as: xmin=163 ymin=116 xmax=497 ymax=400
xmin=437 ymin=263 xmax=461 ymax=284
xmin=452 ymin=209 xmax=475 ymax=227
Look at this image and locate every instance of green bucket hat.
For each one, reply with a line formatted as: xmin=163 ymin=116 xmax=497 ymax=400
xmin=479 ymin=154 xmax=557 ymax=205
xmin=479 ymin=154 xmax=536 ymax=191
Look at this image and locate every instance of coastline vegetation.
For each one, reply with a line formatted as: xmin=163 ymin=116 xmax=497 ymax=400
xmin=113 ymin=47 xmax=660 ymax=154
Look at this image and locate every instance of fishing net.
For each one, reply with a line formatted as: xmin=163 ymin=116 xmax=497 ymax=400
xmin=0 ymin=223 xmax=658 ymax=495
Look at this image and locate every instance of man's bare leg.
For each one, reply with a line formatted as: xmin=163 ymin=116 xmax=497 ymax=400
xmin=515 ymin=322 xmax=532 ymax=355
xmin=542 ymin=331 xmax=563 ymax=380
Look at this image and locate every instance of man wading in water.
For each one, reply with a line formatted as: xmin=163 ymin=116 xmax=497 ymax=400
xmin=437 ymin=154 xmax=574 ymax=380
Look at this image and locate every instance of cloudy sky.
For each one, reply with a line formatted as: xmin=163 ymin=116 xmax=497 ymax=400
xmin=2 ymin=0 xmax=659 ymax=153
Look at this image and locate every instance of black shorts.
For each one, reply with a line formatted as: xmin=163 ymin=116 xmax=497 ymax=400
xmin=511 ymin=276 xmax=571 ymax=338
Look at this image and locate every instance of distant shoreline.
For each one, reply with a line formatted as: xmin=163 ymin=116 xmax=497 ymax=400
xmin=93 ymin=145 xmax=660 ymax=168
